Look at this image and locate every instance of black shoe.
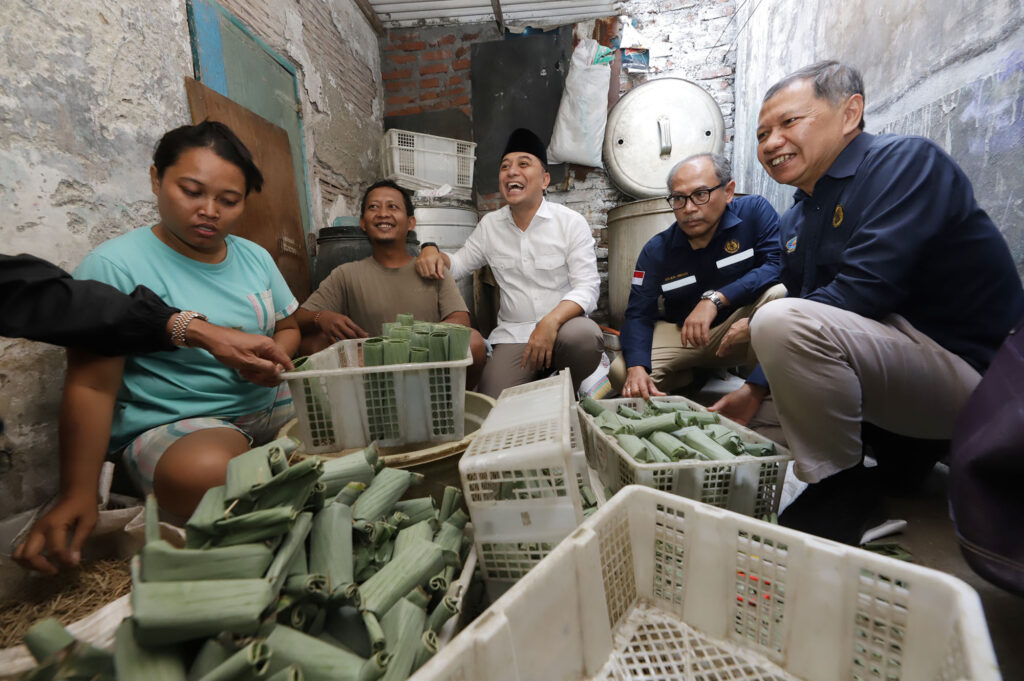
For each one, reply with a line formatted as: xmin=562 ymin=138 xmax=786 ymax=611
xmin=779 ymin=463 xmax=884 ymax=545
xmin=862 ymin=423 xmax=948 ymax=496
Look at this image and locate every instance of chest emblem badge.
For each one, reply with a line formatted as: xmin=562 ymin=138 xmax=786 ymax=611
xmin=832 ymin=204 xmax=844 ymax=228
xmin=785 ymin=236 xmax=798 ymax=253
xmin=724 ymin=239 xmax=740 ymax=254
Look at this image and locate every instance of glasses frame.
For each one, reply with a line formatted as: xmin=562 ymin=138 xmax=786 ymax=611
xmin=666 ymin=182 xmax=726 ymax=209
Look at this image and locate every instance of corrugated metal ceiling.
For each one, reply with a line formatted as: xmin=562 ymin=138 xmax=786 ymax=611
xmin=366 ymin=0 xmax=621 ymax=28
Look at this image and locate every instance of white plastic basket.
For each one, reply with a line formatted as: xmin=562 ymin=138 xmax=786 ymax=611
xmin=579 ymin=396 xmax=793 ymax=518
xmin=283 ymin=338 xmax=471 ymax=452
xmin=382 ymin=129 xmax=476 ymax=194
xmin=411 ymin=486 xmax=1000 ymax=681
xmin=460 ymin=373 xmax=582 ymax=590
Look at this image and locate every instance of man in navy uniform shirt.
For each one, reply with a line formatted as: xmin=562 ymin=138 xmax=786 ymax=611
xmin=611 ymin=153 xmax=785 ymax=399
xmin=711 ymin=61 xmax=1024 ymax=544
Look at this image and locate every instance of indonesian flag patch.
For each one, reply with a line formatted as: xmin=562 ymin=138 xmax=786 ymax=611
xmin=632 ymin=270 xmax=645 ymax=285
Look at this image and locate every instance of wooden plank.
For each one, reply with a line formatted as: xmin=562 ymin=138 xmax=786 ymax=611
xmin=490 ymin=0 xmax=505 ymax=33
xmin=184 ymin=76 xmax=311 ymax=302
xmin=353 ymin=0 xmax=386 ymax=36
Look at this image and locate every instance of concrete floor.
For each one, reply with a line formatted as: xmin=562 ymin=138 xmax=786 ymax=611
xmin=689 ymin=374 xmax=1024 ymax=680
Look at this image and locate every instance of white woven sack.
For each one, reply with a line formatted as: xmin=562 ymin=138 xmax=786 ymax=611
xmin=547 ymin=38 xmax=609 ymax=168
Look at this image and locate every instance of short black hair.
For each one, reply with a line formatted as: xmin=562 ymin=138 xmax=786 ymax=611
xmin=763 ymin=60 xmax=866 ymax=131
xmin=153 ymin=120 xmax=264 ymax=195
xmin=360 ymin=180 xmax=415 ymax=217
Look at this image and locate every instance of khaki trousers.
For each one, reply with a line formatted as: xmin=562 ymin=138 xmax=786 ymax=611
xmin=750 ymin=298 xmax=982 ymax=483
xmin=609 ymin=284 xmax=787 ymax=392
xmin=477 ymin=316 xmax=605 ymax=398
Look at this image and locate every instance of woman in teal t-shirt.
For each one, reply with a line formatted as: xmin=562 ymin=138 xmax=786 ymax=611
xmin=15 ymin=122 xmax=300 ymax=574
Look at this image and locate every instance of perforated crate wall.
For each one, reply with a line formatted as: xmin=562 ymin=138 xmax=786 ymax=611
xmin=284 ymin=338 xmax=469 ymax=452
xmin=412 ymin=487 xmax=997 ymax=681
xmin=382 ymin=129 xmax=476 ymax=190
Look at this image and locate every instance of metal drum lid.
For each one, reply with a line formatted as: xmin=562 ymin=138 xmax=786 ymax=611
xmin=604 ymin=78 xmax=725 ymax=198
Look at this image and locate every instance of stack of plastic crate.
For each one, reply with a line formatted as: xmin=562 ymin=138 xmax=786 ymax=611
xmin=459 ymin=372 xmax=584 ymax=597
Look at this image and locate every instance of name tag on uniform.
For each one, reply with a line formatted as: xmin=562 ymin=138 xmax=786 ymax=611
xmin=661 ymin=275 xmax=696 ymax=292
xmin=716 ymin=248 xmax=753 ymax=269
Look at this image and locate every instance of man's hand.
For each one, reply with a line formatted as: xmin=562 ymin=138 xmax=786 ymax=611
xmin=621 ymin=365 xmax=665 ymax=400
xmin=315 ymin=310 xmax=368 ymax=342
xmin=521 ymin=317 xmax=559 ymax=372
xmin=716 ymin=317 xmax=751 ymax=358
xmin=188 ymin=321 xmax=294 ymax=385
xmin=680 ymin=299 xmax=718 ymax=348
xmin=415 ymin=246 xmax=450 ymax=280
xmin=708 ymin=382 xmax=767 ymax=426
xmin=13 ymin=494 xmax=98 ymax=574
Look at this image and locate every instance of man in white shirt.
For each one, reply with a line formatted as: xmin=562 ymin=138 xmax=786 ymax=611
xmin=416 ymin=128 xmax=604 ymax=398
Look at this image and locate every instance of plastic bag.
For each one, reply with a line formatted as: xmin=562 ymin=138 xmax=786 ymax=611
xmin=547 ymin=38 xmax=610 ymax=168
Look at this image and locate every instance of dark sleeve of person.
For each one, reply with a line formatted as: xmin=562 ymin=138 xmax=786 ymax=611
xmin=717 ymin=197 xmax=783 ymax=307
xmin=806 ymin=139 xmax=962 ymax=317
xmin=619 ymin=242 xmax=663 ymax=372
xmin=0 ymin=254 xmax=179 ymax=355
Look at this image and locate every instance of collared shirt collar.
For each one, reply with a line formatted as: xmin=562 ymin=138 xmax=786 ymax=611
xmin=501 ymin=197 xmax=552 ymax=229
xmin=667 ymin=201 xmax=740 ymax=248
xmin=793 ymin=132 xmax=875 ymax=202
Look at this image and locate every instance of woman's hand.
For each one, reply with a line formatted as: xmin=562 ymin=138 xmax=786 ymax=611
xmin=14 ymin=349 xmax=122 ymax=573
xmin=13 ymin=494 xmax=98 ymax=574
xmin=188 ymin=320 xmax=294 ymax=375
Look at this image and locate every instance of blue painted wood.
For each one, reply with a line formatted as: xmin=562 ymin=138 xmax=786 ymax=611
xmin=187 ymin=0 xmax=228 ymax=96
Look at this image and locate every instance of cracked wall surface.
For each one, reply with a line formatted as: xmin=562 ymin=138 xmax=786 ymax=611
xmin=733 ymin=0 xmax=1024 ymax=276
xmin=0 ymin=0 xmax=382 ymax=521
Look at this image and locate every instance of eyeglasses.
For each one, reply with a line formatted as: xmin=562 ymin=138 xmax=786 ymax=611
xmin=666 ymin=182 xmax=725 ymax=209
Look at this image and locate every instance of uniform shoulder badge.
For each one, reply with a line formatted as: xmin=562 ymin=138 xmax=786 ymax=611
xmin=632 ymin=270 xmax=645 ymax=285
xmin=724 ymin=239 xmax=740 ymax=254
xmin=785 ymin=236 xmax=798 ymax=253
xmin=832 ymin=204 xmax=844 ymax=228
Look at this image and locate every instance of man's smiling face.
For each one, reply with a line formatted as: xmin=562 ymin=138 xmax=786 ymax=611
xmin=756 ymin=78 xmax=860 ymax=195
xmin=498 ymin=152 xmax=550 ymax=208
xmin=361 ymin=186 xmax=413 ymax=244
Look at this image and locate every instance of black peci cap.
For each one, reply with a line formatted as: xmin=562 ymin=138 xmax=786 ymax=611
xmin=502 ymin=128 xmax=547 ymax=167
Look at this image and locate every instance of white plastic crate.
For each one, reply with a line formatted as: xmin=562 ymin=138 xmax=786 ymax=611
xmin=460 ymin=372 xmax=582 ymax=590
xmin=382 ymin=129 xmax=476 ymax=194
xmin=283 ymin=338 xmax=471 ymax=452
xmin=579 ymin=396 xmax=793 ymax=518
xmin=411 ymin=486 xmax=1000 ymax=681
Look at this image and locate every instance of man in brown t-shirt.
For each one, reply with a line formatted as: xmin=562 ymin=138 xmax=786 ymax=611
xmin=295 ymin=180 xmax=486 ymax=387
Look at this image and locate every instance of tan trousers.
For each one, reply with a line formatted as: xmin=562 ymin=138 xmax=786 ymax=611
xmin=477 ymin=316 xmax=605 ymax=398
xmin=750 ymin=298 xmax=982 ymax=483
xmin=609 ymin=284 xmax=787 ymax=392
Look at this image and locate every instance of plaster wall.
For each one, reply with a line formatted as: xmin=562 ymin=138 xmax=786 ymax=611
xmin=733 ymin=0 xmax=1024 ymax=273
xmin=0 ymin=0 xmax=382 ymax=520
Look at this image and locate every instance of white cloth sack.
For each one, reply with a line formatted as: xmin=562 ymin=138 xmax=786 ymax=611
xmin=547 ymin=38 xmax=610 ymax=168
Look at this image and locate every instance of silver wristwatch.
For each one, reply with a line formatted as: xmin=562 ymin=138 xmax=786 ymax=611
xmin=700 ymin=290 xmax=724 ymax=310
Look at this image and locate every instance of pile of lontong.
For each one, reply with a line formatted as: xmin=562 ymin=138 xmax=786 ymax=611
xmin=18 ymin=437 xmax=472 ymax=681
xmin=581 ymin=396 xmax=777 ymax=462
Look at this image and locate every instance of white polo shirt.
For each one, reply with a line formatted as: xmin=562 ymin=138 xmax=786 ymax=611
xmin=450 ymin=199 xmax=600 ymax=344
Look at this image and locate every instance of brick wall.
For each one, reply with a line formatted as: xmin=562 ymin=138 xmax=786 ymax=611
xmin=382 ymin=24 xmax=500 ymax=118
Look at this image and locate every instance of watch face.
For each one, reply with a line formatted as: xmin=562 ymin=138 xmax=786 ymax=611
xmin=701 ymin=290 xmax=714 ymax=298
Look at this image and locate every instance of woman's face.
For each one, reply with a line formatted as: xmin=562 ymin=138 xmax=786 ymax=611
xmin=150 ymin=146 xmax=247 ymax=260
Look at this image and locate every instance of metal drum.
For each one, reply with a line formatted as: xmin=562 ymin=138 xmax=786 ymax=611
xmin=604 ymin=78 xmax=725 ymax=198
xmin=412 ymin=205 xmax=478 ymax=321
xmin=606 ymin=197 xmax=675 ymax=327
